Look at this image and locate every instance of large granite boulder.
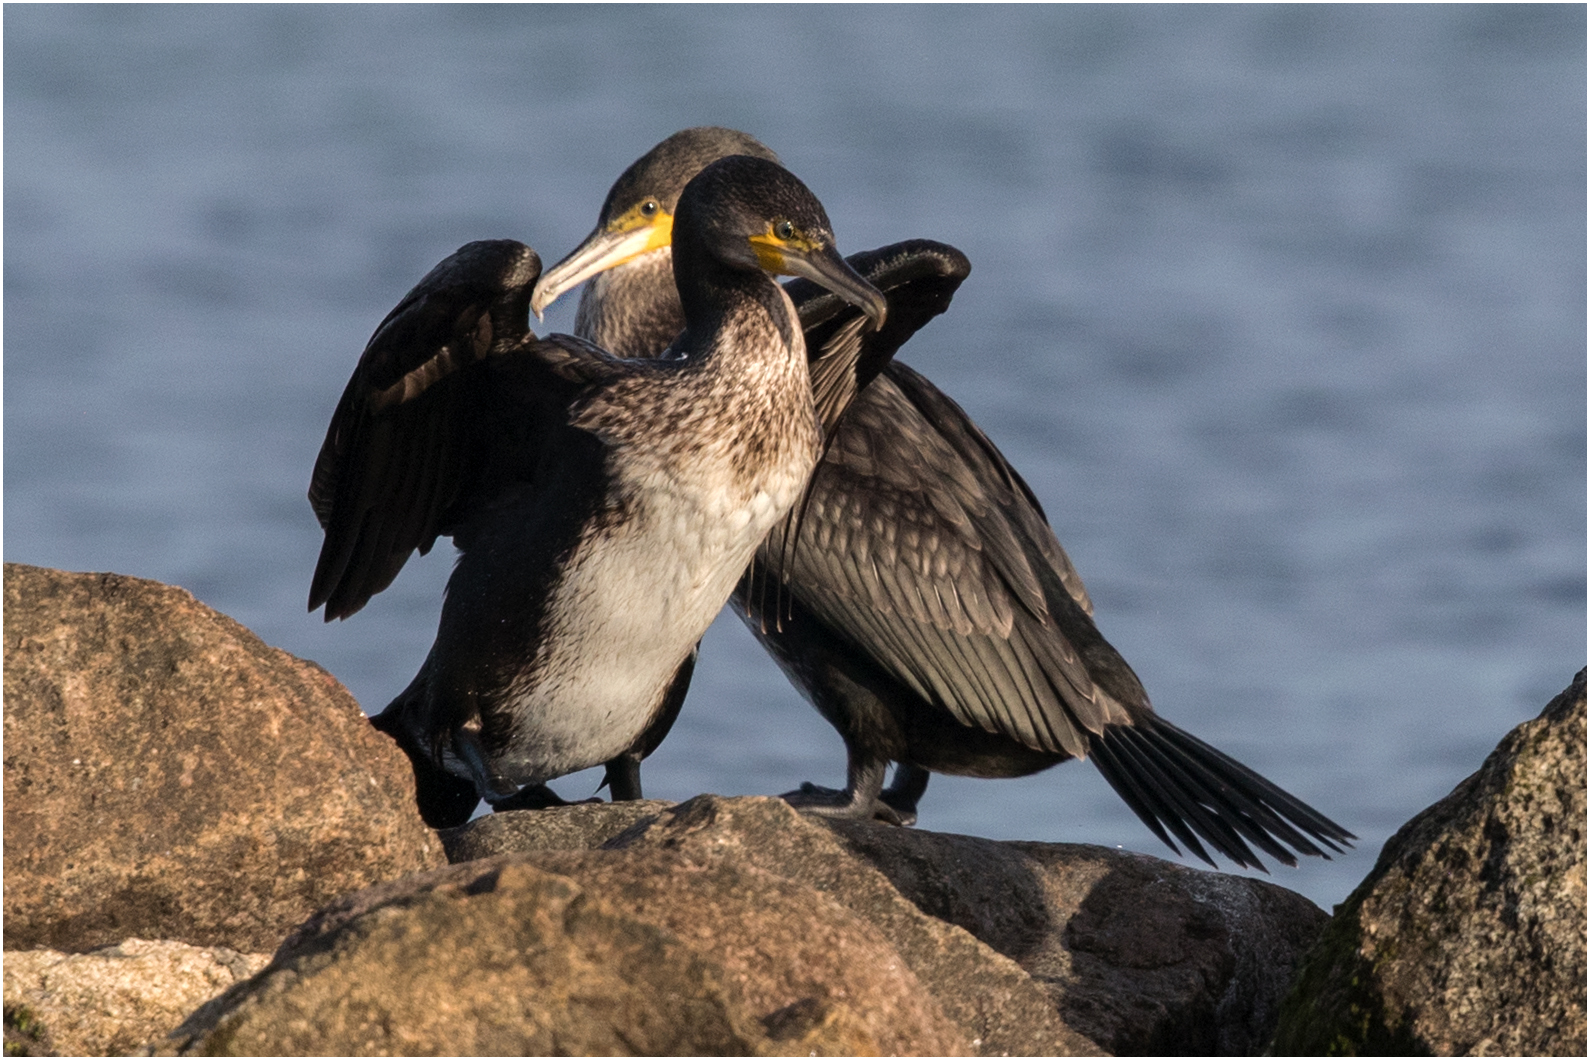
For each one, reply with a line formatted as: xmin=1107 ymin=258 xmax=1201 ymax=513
xmin=440 ymin=798 xmax=674 ymax=861
xmin=441 ymin=793 xmax=1330 ymax=1055
xmin=27 ymin=565 xmax=1575 ymax=1058
xmin=3 ymin=564 xmax=445 ymax=955
xmin=3 ymin=939 xmax=269 ymax=1057
xmin=1273 ymin=669 xmax=1587 ymax=1055
xmin=163 ymin=854 xmax=974 ymax=1056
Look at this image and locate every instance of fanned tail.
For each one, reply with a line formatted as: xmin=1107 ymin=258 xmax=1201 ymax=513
xmin=1088 ymin=715 xmax=1355 ymax=872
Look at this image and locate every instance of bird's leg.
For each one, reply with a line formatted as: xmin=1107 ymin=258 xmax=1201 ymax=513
xmin=781 ymin=755 xmax=907 ymax=825
xmin=877 ymin=763 xmax=930 ymax=827
xmin=601 ymin=753 xmax=644 ymax=801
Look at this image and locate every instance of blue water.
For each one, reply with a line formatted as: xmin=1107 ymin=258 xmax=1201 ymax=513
xmin=5 ymin=6 xmax=1584 ymax=911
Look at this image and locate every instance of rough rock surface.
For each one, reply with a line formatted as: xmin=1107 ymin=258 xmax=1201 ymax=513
xmin=34 ymin=562 xmax=1573 ymax=1058
xmin=163 ymin=855 xmax=972 ymax=1056
xmin=450 ymin=794 xmax=1330 ymax=1055
xmin=3 ymin=939 xmax=270 ymax=1057
xmin=1274 ymin=669 xmax=1588 ymax=1056
xmin=439 ymin=798 xmax=673 ymax=862
xmin=3 ymin=563 xmax=446 ymax=954
xmin=2 ymin=1002 xmax=54 ymax=1057
xmin=839 ymin=822 xmax=1328 ymax=1056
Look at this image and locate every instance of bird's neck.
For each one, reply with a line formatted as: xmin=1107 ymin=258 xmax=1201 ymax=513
xmin=574 ymin=249 xmax=684 ymax=359
xmin=673 ymin=248 xmax=799 ymax=360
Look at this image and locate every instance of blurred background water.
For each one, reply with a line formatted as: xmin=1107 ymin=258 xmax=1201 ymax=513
xmin=5 ymin=5 xmax=1583 ymax=910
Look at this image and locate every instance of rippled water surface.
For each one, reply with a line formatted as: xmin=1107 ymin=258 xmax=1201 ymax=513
xmin=6 ymin=6 xmax=1584 ymax=909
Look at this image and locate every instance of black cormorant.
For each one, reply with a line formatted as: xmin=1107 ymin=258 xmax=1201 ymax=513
xmin=531 ymin=127 xmax=1354 ymax=871
xmin=308 ymin=155 xmax=890 ymax=828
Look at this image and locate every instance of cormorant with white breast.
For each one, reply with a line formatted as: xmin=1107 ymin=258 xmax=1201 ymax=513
xmin=531 ymin=127 xmax=1354 ymax=870
xmin=308 ymin=155 xmax=890 ymax=828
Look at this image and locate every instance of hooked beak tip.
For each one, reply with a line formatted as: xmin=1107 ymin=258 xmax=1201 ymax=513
xmin=860 ymin=292 xmax=887 ymax=332
xmin=528 ymin=287 xmax=551 ymax=322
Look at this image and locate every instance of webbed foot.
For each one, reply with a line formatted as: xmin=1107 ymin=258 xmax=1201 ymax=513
xmin=780 ymin=760 xmax=930 ymax=826
xmin=781 ymin=780 xmax=909 ymax=826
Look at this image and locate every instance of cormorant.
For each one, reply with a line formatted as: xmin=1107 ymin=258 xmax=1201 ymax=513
xmin=531 ymin=127 xmax=1354 ymax=871
xmin=308 ymin=155 xmax=889 ymax=829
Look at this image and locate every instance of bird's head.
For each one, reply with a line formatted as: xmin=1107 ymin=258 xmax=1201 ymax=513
xmin=530 ymin=127 xmax=778 ymax=318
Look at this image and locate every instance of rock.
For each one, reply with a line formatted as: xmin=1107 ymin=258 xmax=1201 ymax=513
xmin=3 ymin=564 xmax=446 ymax=955
xmin=449 ymin=794 xmax=1330 ymax=1055
xmin=0 ymin=562 xmax=1349 ymax=1056
xmin=607 ymin=796 xmax=1104 ymax=1055
xmin=1274 ymin=669 xmax=1587 ymax=1056
xmin=438 ymin=798 xmax=673 ymax=862
xmin=2 ymin=939 xmax=270 ymax=1057
xmin=3 ymin=1002 xmax=53 ymax=1057
xmin=163 ymin=856 xmax=972 ymax=1056
xmin=836 ymin=823 xmax=1329 ymax=1056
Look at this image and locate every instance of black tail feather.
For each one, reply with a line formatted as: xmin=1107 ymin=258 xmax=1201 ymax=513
xmin=1152 ymin=719 xmax=1354 ymax=850
xmin=1088 ymin=714 xmax=1355 ymax=872
xmin=1155 ymin=731 xmax=1329 ymax=861
xmin=1116 ymin=724 xmax=1296 ymax=868
xmin=1104 ymin=725 xmax=1257 ymax=868
xmin=1089 ymin=734 xmax=1202 ymax=862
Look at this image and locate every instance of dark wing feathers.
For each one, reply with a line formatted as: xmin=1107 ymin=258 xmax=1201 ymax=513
xmin=760 ymin=286 xmax=1356 ymax=867
xmin=884 ymin=361 xmax=1095 ymax=617
xmin=759 ymin=369 xmax=1105 ymax=757
xmin=790 ymin=239 xmax=973 ymax=438
xmin=769 ymin=244 xmax=1106 ymax=753
xmin=763 ymin=240 xmax=975 ymax=614
xmin=308 ymin=240 xmax=624 ymax=621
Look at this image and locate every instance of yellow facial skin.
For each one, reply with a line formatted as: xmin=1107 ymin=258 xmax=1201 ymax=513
xmin=606 ymin=199 xmax=674 ymax=268
xmin=535 ymin=206 xmax=885 ymax=333
xmin=744 ymin=220 xmax=888 ymax=331
xmin=746 ymin=219 xmax=821 ymax=274
xmin=530 ymin=198 xmax=673 ymax=318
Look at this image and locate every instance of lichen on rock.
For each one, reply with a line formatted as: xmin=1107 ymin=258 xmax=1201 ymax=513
xmin=1273 ymin=669 xmax=1587 ymax=1056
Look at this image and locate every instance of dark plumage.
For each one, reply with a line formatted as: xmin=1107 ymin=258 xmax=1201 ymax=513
xmin=532 ymin=128 xmax=1354 ymax=870
xmin=309 ymin=155 xmax=888 ymax=828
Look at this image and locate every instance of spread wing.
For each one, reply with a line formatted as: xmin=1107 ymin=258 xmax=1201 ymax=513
xmin=789 ymin=239 xmax=972 ymax=438
xmin=308 ymin=239 xmax=625 ymax=620
xmin=882 ymin=361 xmax=1095 ymax=617
xmin=758 ymin=367 xmax=1130 ymax=760
xmin=763 ymin=240 xmax=978 ymax=592
xmin=768 ymin=245 xmax=1354 ymax=869
xmin=763 ymin=238 xmax=1119 ymax=754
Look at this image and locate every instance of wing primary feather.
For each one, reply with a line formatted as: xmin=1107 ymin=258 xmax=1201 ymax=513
xmin=309 ymin=239 xmax=544 ymax=622
xmin=925 ymin=626 xmax=1012 ymax=739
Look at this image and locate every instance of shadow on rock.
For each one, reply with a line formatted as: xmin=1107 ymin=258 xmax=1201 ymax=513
xmin=440 ymin=792 xmax=1330 ymax=1055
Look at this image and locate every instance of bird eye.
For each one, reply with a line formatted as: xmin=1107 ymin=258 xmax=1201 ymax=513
xmin=774 ymin=220 xmax=795 ymax=241
xmin=639 ymin=200 xmax=660 ymax=218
